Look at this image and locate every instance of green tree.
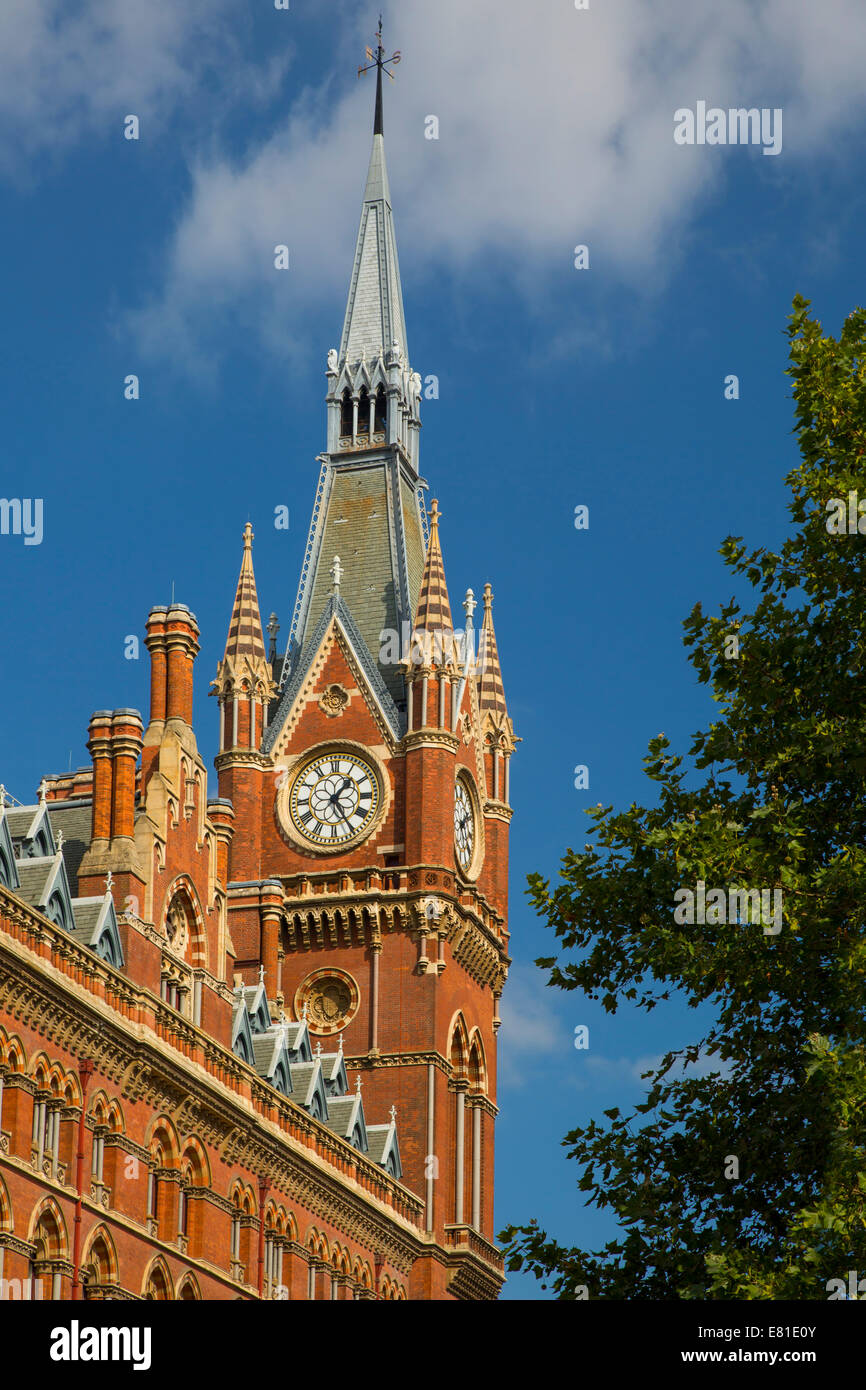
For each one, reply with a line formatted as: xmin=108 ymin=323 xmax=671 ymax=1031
xmin=500 ymin=298 xmax=866 ymax=1299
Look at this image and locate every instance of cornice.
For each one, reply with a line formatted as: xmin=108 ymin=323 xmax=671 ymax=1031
xmin=402 ymin=730 xmax=460 ymax=754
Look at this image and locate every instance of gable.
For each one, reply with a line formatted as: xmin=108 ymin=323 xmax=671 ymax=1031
xmin=264 ymin=600 xmax=403 ymax=759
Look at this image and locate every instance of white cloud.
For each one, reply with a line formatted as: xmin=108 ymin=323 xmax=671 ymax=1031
xmin=5 ymin=1 xmax=866 ymax=366
xmin=0 ymin=0 xmax=289 ymax=175
xmin=498 ymin=964 xmax=568 ymax=1087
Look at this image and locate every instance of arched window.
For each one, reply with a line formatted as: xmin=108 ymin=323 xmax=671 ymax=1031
xmin=375 ymin=384 xmax=387 ymax=433
xmin=340 ymin=389 xmax=353 ymax=436
xmin=46 ymin=891 xmax=71 ymax=933
xmin=29 ymin=1204 xmax=66 ymax=1300
xmin=82 ymin=1229 xmax=117 ymax=1301
xmin=143 ymin=1261 xmax=172 ymax=1301
xmin=178 ymin=1146 xmax=207 ymax=1254
xmin=357 ymin=386 xmax=370 ymax=435
xmin=263 ymin=1210 xmax=284 ymax=1299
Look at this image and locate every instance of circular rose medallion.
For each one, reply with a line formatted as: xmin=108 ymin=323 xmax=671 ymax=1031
xmin=295 ymin=968 xmax=360 ymax=1037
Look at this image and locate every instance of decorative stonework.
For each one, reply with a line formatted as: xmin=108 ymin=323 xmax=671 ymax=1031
xmin=295 ymin=968 xmax=360 ymax=1036
xmin=319 ymin=683 xmax=351 ymax=718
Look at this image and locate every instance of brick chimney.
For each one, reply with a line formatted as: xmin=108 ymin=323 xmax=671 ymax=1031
xmin=165 ymin=604 xmax=200 ymax=726
xmin=110 ymin=709 xmax=144 ymax=842
xmin=87 ymin=711 xmax=115 ymax=844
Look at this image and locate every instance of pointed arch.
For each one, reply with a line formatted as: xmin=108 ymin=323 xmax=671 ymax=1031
xmin=468 ymin=1029 xmax=487 ymax=1095
xmin=0 ymin=1030 xmax=26 ymax=1072
xmin=178 ymin=1272 xmax=201 ymax=1301
xmin=142 ymin=1255 xmax=174 ymax=1301
xmin=146 ymin=1115 xmax=180 ymax=1168
xmin=82 ymin=1225 xmax=119 ymax=1291
xmin=90 ymin=1089 xmax=111 ymax=1127
xmin=180 ymin=1135 xmax=210 ymax=1189
xmin=0 ymin=1173 xmax=11 ymax=1232
xmin=62 ymin=1072 xmax=82 ymax=1108
xmin=28 ymin=1196 xmax=67 ymax=1257
xmin=340 ymin=388 xmax=353 ymax=436
xmin=448 ymin=1014 xmax=470 ymax=1077
xmin=30 ymin=1052 xmax=52 ymax=1092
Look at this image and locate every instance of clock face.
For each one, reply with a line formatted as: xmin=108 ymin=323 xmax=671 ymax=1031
xmin=287 ymin=751 xmax=380 ymax=848
xmin=454 ymin=778 xmax=475 ymax=871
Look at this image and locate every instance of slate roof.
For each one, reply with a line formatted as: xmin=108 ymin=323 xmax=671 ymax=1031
xmin=339 ymin=132 xmax=408 ymax=369
xmin=44 ymin=800 xmax=93 ymax=889
xmin=15 ymin=855 xmax=58 ymax=907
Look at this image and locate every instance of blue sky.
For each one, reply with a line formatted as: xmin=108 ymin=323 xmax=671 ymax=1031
xmin=2 ymin=0 xmax=866 ymax=1299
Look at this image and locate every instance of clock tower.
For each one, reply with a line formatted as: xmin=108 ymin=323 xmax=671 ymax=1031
xmin=214 ymin=28 xmax=516 ymax=1300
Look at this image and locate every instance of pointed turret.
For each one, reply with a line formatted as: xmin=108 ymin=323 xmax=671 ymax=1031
xmin=477 ymin=584 xmax=508 ymax=722
xmin=405 ymin=501 xmax=459 ymax=739
xmin=212 ymin=525 xmax=276 ymax=755
xmin=477 ymin=584 xmax=516 ymax=801
xmin=408 ymin=500 xmax=456 ymax=669
xmin=224 ymin=523 xmax=267 ymax=665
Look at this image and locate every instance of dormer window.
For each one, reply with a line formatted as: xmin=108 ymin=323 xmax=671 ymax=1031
xmin=46 ymin=891 xmax=70 ymax=933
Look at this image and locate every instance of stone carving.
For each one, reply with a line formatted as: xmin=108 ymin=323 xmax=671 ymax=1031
xmin=319 ymin=683 xmax=350 ymax=718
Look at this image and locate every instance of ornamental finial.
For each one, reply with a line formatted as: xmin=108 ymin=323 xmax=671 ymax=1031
xmin=331 ymin=554 xmax=343 ymax=594
xmin=357 ymin=16 xmax=401 ymax=138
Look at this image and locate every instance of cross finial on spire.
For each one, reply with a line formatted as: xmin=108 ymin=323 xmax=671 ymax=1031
xmin=331 ymin=554 xmax=343 ymax=593
xmin=259 ymin=963 xmax=265 ymax=987
xmin=105 ymin=871 xmax=114 ymax=893
xmin=389 ymin=1104 xmax=397 ymax=1124
xmin=56 ymin=830 xmax=64 ymax=852
xmin=358 ymin=16 xmax=401 ymax=137
xmin=38 ymin=778 xmax=47 ymax=805
xmin=355 ymin=1073 xmax=363 ymax=1096
xmin=315 ymin=1040 xmax=322 ymax=1057
xmin=338 ymin=1032 xmax=344 ymax=1055
xmin=243 ymin=522 xmax=254 ymax=550
xmin=429 ymin=498 xmax=441 ymax=531
xmin=302 ymin=1000 xmax=308 ymax=1023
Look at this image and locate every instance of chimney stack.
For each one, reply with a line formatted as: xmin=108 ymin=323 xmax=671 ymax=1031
xmin=87 ymin=711 xmax=115 ymax=843
xmin=110 ymin=709 xmax=144 ymax=841
xmin=144 ymin=607 xmax=168 ymax=726
xmin=165 ymin=604 xmax=200 ymax=726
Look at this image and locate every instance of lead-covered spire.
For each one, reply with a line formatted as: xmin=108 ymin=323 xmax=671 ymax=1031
xmin=340 ymin=18 xmax=408 ymax=372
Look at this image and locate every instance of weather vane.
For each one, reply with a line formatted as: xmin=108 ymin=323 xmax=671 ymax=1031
xmin=358 ymin=16 xmax=400 ymax=136
xmin=358 ymin=16 xmax=401 ymax=82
